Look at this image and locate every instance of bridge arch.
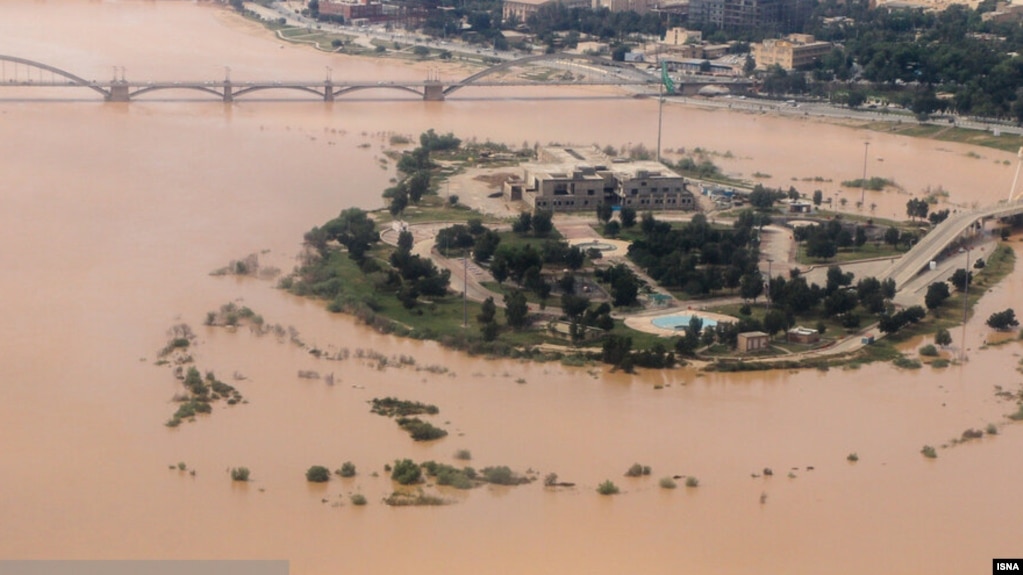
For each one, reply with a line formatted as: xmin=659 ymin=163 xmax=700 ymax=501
xmin=0 ymin=54 xmax=110 ymax=99
xmin=130 ymin=85 xmax=225 ymax=101
xmin=332 ymin=85 xmax=425 ymax=99
xmin=446 ymin=53 xmax=631 ymax=95
xmin=231 ymin=85 xmax=326 ymax=100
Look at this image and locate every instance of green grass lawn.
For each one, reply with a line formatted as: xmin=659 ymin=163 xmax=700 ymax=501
xmin=796 ymin=241 xmax=907 ymax=265
xmin=858 ymin=121 xmax=1023 ymax=153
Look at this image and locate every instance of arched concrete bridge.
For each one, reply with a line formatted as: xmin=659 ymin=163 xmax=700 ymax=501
xmin=0 ymin=53 xmax=746 ymax=102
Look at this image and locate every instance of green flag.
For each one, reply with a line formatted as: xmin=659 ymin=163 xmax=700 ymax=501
xmin=660 ymin=61 xmax=675 ymax=95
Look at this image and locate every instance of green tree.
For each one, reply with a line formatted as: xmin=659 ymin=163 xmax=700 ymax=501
xmin=854 ymin=226 xmax=868 ymax=247
xmin=607 ymin=265 xmax=639 ymax=307
xmin=512 ymin=212 xmax=532 ymax=234
xmin=532 ymin=210 xmax=554 ymax=237
xmin=481 ymin=320 xmax=499 ymax=342
xmin=620 ymin=206 xmax=637 ymax=228
xmin=884 ymin=226 xmax=901 ymax=247
xmin=477 ymin=296 xmax=496 ymax=324
xmin=935 ymin=328 xmax=952 ymax=347
xmin=561 ymin=293 xmax=590 ymax=319
xmin=812 ymin=189 xmax=823 ymax=206
xmin=950 ymin=268 xmax=972 ymax=291
xmin=906 ymin=198 xmax=929 ymax=221
xmin=473 ymin=229 xmax=501 ymax=262
xmin=397 ymin=229 xmax=414 ymax=253
xmin=389 ymin=188 xmax=409 ymax=217
xmin=987 ymin=308 xmax=1019 ymax=330
xmin=762 ymin=309 xmax=787 ymax=337
xmin=597 ymin=202 xmax=613 ymax=223
xmin=601 ymin=335 xmax=632 ymax=366
xmin=504 ymin=290 xmax=529 ymax=329
xmin=407 ymin=171 xmax=430 ymax=204
xmin=604 ymin=220 xmax=621 ymax=238
xmin=740 ymin=272 xmax=764 ymax=302
xmin=925 ymin=281 xmax=950 ymax=310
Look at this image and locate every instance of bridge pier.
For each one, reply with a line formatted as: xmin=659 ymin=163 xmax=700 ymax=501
xmin=107 ymin=82 xmax=130 ymax=102
xmin=423 ymin=80 xmax=444 ymax=102
xmin=223 ymin=81 xmax=233 ymax=103
xmin=324 ymin=81 xmax=334 ymax=102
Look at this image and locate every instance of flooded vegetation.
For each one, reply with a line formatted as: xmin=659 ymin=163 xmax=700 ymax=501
xmin=4 ymin=2 xmax=1023 ymax=574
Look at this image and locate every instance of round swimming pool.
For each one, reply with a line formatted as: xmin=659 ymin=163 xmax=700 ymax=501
xmin=651 ymin=315 xmax=718 ymax=331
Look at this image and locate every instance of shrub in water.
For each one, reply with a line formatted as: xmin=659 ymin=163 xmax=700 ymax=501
xmin=659 ymin=477 xmax=677 ymax=489
xmin=685 ymin=476 xmax=700 ymax=488
xmin=624 ymin=463 xmax=651 ymax=477
xmin=921 ymin=445 xmax=938 ymax=459
xmin=597 ymin=480 xmax=619 ymax=495
xmin=847 ymin=452 xmax=859 ymax=462
xmin=481 ymin=465 xmax=517 ymax=485
xmin=337 ymin=461 xmax=356 ymax=478
xmin=350 ymin=494 xmax=368 ymax=506
xmin=306 ymin=465 xmax=331 ymax=483
xmin=454 ymin=449 xmax=472 ymax=461
xmin=396 ymin=417 xmax=448 ymax=441
xmin=391 ymin=459 xmax=422 ymax=485
xmin=231 ymin=467 xmax=250 ymax=482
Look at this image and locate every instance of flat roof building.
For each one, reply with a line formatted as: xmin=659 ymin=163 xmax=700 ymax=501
xmin=504 ymin=146 xmax=696 ymax=213
xmin=502 ymin=0 xmax=590 ymax=23
xmin=752 ymin=34 xmax=832 ymax=71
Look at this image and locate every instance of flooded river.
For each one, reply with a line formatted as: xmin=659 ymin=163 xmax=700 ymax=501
xmin=2 ymin=2 xmax=1022 ymax=574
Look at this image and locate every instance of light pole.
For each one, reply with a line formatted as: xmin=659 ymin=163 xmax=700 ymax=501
xmin=765 ymin=257 xmax=773 ymax=310
xmin=1009 ymin=146 xmax=1023 ymax=202
xmin=859 ymin=141 xmax=870 ymax=210
xmin=960 ymin=245 xmax=971 ymax=362
xmin=463 ymin=251 xmax=469 ymax=328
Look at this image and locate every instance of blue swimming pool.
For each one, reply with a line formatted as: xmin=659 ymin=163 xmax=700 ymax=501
xmin=651 ymin=315 xmax=718 ymax=331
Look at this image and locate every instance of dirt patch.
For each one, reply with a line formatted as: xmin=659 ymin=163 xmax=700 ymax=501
xmin=473 ymin=172 xmax=517 ymax=187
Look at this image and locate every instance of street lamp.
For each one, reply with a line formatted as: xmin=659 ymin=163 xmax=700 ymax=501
xmin=765 ymin=257 xmax=773 ymax=310
xmin=1009 ymin=146 xmax=1023 ymax=202
xmin=960 ymin=246 xmax=971 ymax=362
xmin=859 ymin=141 xmax=870 ymax=210
xmin=463 ymin=251 xmax=470 ymax=328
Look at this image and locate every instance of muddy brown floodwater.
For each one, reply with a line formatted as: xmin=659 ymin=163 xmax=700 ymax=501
xmin=2 ymin=2 xmax=1023 ymax=574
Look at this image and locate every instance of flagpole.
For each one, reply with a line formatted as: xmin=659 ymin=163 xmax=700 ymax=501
xmin=657 ymin=61 xmax=673 ymax=164
xmin=657 ymin=78 xmax=664 ymax=163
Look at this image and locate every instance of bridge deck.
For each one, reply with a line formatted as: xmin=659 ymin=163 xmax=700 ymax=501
xmin=880 ymin=202 xmax=1023 ymax=289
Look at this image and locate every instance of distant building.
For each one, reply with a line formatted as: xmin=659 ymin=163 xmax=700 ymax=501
xmin=502 ymin=0 xmax=590 ymax=23
xmin=752 ymin=34 xmax=832 ymax=70
xmin=319 ymin=0 xmax=384 ymax=21
xmin=504 ymin=146 xmax=696 ymax=213
xmin=982 ymin=1 xmax=1023 ymax=22
xmin=737 ymin=331 xmax=770 ymax=353
xmin=662 ymin=27 xmax=702 ymax=46
xmin=595 ymin=0 xmax=653 ymax=12
xmin=687 ymin=0 xmax=813 ymax=31
xmin=661 ymin=57 xmax=736 ymax=75
xmin=788 ymin=200 xmax=813 ymax=213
